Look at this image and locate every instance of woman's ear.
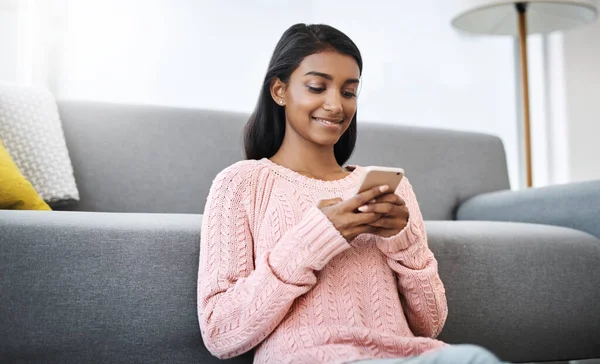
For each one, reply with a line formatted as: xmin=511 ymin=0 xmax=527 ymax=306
xmin=270 ymin=78 xmax=287 ymax=106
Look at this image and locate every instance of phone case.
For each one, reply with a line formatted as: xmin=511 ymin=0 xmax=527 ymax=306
xmin=353 ymin=166 xmax=405 ymax=195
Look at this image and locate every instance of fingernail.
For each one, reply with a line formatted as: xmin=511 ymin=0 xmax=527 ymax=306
xmin=358 ymin=205 xmax=368 ymax=212
xmin=379 ymin=185 xmax=389 ymax=192
xmin=369 ymin=199 xmax=376 ymax=204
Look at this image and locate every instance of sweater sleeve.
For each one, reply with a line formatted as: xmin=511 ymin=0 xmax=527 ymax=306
xmin=197 ymin=165 xmax=350 ymax=359
xmin=375 ymin=178 xmax=448 ymax=339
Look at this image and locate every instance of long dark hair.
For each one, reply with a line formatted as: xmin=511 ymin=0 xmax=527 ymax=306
xmin=244 ymin=23 xmax=363 ymax=166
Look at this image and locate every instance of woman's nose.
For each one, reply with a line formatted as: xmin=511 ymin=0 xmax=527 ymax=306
xmin=323 ymin=91 xmax=343 ymax=114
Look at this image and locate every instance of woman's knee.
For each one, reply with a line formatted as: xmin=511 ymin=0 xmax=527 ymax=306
xmin=443 ymin=344 xmax=501 ymax=364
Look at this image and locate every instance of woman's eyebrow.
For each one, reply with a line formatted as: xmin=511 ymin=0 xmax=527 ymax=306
xmin=304 ymin=71 xmax=360 ymax=84
xmin=305 ymin=71 xmax=333 ymax=80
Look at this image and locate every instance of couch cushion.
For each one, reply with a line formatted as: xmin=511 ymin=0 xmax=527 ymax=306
xmin=457 ymin=179 xmax=600 ymax=240
xmin=57 ymin=101 xmax=248 ymax=215
xmin=428 ymin=220 xmax=600 ymax=362
xmin=2 ymin=212 xmax=598 ymax=363
xmin=0 ymin=83 xmax=79 ymax=206
xmin=350 ymin=123 xmax=510 ymax=220
xmin=2 ymin=213 xmax=599 ymax=363
xmin=56 ymin=101 xmax=510 ymax=219
xmin=0 ymin=210 xmax=254 ymax=364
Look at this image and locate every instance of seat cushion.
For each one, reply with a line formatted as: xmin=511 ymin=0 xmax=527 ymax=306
xmin=2 ymin=212 xmax=598 ymax=363
xmin=0 ymin=211 xmax=253 ymax=364
xmin=427 ymin=220 xmax=600 ymax=363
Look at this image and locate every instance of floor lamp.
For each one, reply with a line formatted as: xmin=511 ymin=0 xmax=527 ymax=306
xmin=451 ymin=0 xmax=598 ymax=187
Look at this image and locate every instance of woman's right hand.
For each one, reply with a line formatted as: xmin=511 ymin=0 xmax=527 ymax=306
xmin=318 ymin=185 xmax=390 ymax=242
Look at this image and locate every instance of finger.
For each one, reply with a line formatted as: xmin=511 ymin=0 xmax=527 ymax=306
xmin=384 ymin=204 xmax=409 ymax=220
xmin=369 ymin=216 xmax=405 ymax=229
xmin=369 ymin=204 xmax=409 ymax=226
xmin=373 ymin=193 xmax=404 ymax=205
xmin=357 ymin=202 xmax=395 ymax=215
xmin=346 ymin=185 xmax=390 ymax=211
xmin=397 ymin=204 xmax=410 ymax=218
xmin=350 ymin=211 xmax=383 ymax=226
xmin=363 ymin=204 xmax=408 ymax=218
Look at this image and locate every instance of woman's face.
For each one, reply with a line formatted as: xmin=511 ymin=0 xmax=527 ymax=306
xmin=275 ymin=51 xmax=360 ymax=148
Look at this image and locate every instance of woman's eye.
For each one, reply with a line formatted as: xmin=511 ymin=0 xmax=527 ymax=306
xmin=343 ymin=91 xmax=357 ymax=98
xmin=307 ymin=86 xmax=325 ymax=93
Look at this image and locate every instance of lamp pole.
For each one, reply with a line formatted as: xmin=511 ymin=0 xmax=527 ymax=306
xmin=516 ymin=2 xmax=533 ymax=187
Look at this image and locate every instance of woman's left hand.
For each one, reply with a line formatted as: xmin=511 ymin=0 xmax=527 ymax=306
xmin=357 ymin=193 xmax=409 ymax=238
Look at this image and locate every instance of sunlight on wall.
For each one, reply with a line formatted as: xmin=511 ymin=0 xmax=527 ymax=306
xmin=55 ymin=0 xmax=519 ymax=188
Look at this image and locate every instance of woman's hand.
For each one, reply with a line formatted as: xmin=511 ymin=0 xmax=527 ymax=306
xmin=357 ymin=192 xmax=409 ymax=238
xmin=318 ymin=185 xmax=390 ymax=242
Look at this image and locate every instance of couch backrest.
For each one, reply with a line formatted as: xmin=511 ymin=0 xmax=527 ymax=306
xmin=57 ymin=101 xmax=510 ymax=220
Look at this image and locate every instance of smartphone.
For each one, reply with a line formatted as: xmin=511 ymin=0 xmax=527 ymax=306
xmin=352 ymin=166 xmax=405 ymax=195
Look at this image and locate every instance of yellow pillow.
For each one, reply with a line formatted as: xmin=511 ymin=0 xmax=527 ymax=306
xmin=0 ymin=139 xmax=51 ymax=210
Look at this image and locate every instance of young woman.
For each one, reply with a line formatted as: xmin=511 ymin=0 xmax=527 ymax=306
xmin=198 ymin=23 xmax=503 ymax=364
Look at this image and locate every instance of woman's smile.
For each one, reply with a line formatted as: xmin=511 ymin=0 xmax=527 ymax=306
xmin=312 ymin=116 xmax=345 ymax=130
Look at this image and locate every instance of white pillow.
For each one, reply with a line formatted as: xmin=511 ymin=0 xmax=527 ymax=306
xmin=0 ymin=82 xmax=79 ymax=205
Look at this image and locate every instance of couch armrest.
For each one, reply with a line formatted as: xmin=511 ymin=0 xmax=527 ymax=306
xmin=456 ymin=180 xmax=600 ymax=240
xmin=0 ymin=210 xmax=254 ymax=364
xmin=426 ymin=221 xmax=600 ymax=363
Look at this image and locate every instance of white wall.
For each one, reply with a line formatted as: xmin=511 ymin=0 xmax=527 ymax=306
xmin=4 ymin=0 xmax=522 ymax=188
xmin=0 ymin=1 xmax=18 ymax=83
xmin=56 ymin=0 xmax=314 ymax=110
xmin=561 ymin=20 xmax=600 ymax=182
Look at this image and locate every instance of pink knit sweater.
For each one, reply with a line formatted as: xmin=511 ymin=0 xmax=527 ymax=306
xmin=198 ymin=158 xmax=449 ymax=364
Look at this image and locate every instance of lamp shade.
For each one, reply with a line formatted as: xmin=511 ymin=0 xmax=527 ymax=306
xmin=452 ymin=0 xmax=598 ymax=35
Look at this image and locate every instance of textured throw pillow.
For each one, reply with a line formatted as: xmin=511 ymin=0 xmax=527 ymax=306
xmin=0 ymin=139 xmax=51 ymax=210
xmin=0 ymin=82 xmax=79 ymax=205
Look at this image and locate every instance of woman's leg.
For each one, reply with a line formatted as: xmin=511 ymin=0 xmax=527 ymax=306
xmin=352 ymin=344 xmax=504 ymax=364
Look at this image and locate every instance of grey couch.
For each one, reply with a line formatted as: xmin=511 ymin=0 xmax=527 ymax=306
xmin=1 ymin=101 xmax=599 ymax=364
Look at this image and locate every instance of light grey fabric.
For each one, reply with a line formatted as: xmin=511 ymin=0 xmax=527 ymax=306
xmin=427 ymin=221 xmax=600 ymax=363
xmin=0 ymin=210 xmax=253 ymax=364
xmin=6 ymin=101 xmax=597 ymax=363
xmin=456 ymin=180 xmax=600 ymax=240
xmin=56 ymin=101 xmax=510 ymax=219
xmin=2 ymin=211 xmax=599 ymax=363
xmin=350 ymin=123 xmax=510 ymax=220
xmin=56 ymin=101 xmax=248 ymax=214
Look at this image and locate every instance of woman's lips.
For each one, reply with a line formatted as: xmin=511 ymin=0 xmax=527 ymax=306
xmin=312 ymin=116 xmax=344 ymax=128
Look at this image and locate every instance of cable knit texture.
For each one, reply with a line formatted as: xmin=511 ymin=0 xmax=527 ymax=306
xmin=198 ymin=159 xmax=449 ymax=364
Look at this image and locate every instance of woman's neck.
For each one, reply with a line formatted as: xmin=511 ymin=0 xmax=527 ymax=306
xmin=270 ymin=141 xmax=347 ymax=181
